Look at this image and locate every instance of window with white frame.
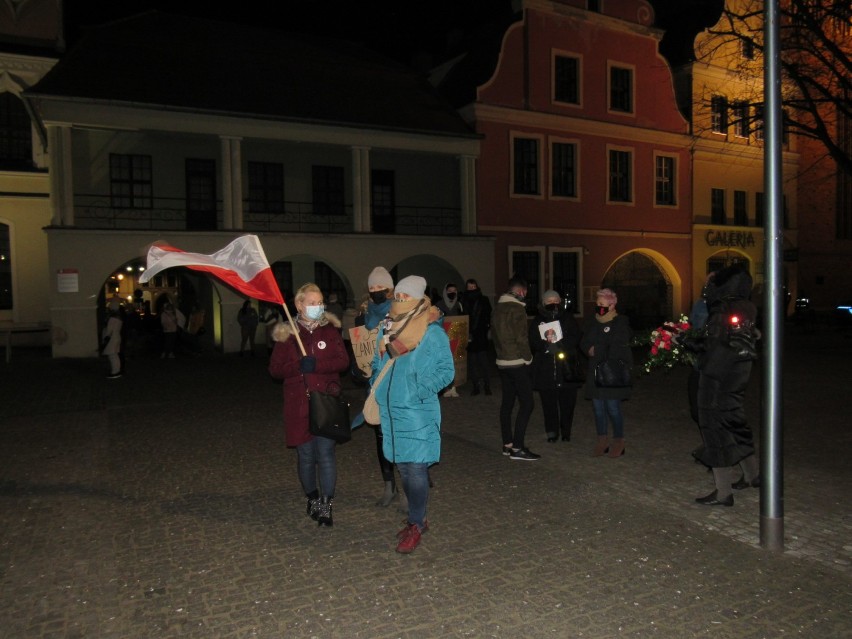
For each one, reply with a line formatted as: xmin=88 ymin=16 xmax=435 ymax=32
xmin=711 ymin=96 xmax=728 ymax=133
xmin=609 ymin=64 xmax=633 ymax=114
xmin=509 ymin=246 xmax=544 ymax=315
xmin=551 ymin=141 xmax=578 ymax=198
xmin=654 ymin=154 xmax=676 ymax=206
xmin=732 ymin=101 xmax=749 ymax=138
xmin=312 ymin=165 xmax=345 ymax=215
xmin=512 ymin=136 xmax=541 ymax=196
xmin=551 ymin=248 xmax=582 ymax=314
xmin=554 ymin=54 xmax=580 ymax=105
xmin=608 ymin=148 xmax=632 ymax=203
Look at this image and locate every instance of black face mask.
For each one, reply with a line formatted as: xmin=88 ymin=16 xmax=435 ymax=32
xmin=595 ymin=305 xmax=609 ymax=316
xmin=544 ymin=303 xmax=560 ymax=316
xmin=446 ymin=292 xmax=457 ymax=301
xmin=369 ymin=290 xmax=388 ymax=305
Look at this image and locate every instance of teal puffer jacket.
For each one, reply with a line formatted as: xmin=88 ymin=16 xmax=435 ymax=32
xmin=371 ymin=323 xmax=455 ymax=464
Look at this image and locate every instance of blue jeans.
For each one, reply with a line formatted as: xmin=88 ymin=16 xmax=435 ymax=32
xmin=397 ymin=462 xmax=429 ymax=530
xmin=296 ymin=436 xmax=337 ymax=498
xmin=592 ymin=398 xmax=624 ymax=438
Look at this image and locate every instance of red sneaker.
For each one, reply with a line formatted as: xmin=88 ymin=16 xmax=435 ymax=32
xmin=396 ymin=524 xmax=422 ymax=553
xmin=397 ymin=518 xmax=429 ymax=539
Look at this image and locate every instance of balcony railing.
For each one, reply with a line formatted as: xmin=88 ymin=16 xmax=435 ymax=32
xmin=73 ymin=195 xmax=462 ymax=235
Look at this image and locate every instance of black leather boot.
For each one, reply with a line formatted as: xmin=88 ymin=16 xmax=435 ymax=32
xmin=317 ymin=496 xmax=334 ymax=527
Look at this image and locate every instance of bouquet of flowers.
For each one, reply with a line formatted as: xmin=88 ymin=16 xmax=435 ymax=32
xmin=642 ymin=314 xmax=696 ymax=373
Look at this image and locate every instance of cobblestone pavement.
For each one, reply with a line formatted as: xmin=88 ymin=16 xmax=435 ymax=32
xmin=1 ymin=328 xmax=850 ymax=638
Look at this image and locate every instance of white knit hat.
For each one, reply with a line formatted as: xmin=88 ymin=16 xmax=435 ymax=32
xmin=394 ymin=275 xmax=427 ymax=299
xmin=367 ymin=266 xmax=394 ymax=289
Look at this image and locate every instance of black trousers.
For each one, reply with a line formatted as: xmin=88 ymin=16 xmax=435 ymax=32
xmin=538 ymin=386 xmax=579 ymax=439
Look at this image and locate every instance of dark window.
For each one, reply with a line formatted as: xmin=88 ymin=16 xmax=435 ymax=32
xmin=185 ymin=158 xmax=216 ymax=231
xmin=742 ymin=38 xmax=755 ymax=59
xmin=711 ymin=96 xmax=728 ymax=133
xmin=655 ymin=156 xmax=676 ymax=206
xmin=711 ymin=188 xmax=726 ymax=224
xmin=552 ymin=142 xmax=577 ymax=197
xmin=312 ymin=166 xmax=345 ymax=215
xmin=0 ymin=223 xmax=11 ymax=309
xmin=0 ymin=93 xmax=32 ymax=170
xmin=587 ymin=0 xmax=601 ymax=12
xmin=609 ymin=66 xmax=633 ymax=113
xmin=513 ymin=137 xmax=539 ymax=195
xmin=511 ymin=250 xmax=540 ymax=315
xmin=755 ymin=192 xmax=765 ymax=227
xmin=247 ymin=162 xmax=284 ymax=213
xmin=371 ymin=169 xmax=396 ymax=233
xmin=734 ymin=190 xmax=748 ymax=225
xmin=110 ymin=154 xmax=153 ymax=209
xmin=608 ymin=149 xmax=632 ymax=202
xmin=554 ymin=56 xmax=579 ymax=104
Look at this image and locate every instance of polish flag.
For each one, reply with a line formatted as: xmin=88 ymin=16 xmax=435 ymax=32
xmin=139 ymin=235 xmax=285 ymax=305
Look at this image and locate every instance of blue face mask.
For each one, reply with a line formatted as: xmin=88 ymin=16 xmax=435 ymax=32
xmin=304 ymin=305 xmax=324 ymax=321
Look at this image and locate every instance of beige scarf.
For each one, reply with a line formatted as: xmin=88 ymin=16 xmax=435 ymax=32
xmin=380 ymin=297 xmax=431 ymax=358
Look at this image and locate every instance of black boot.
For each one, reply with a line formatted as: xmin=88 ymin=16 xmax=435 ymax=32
xmin=317 ymin=496 xmax=334 ymax=527
xmin=471 ymin=383 xmax=481 ymax=396
xmin=306 ymin=490 xmax=320 ymax=521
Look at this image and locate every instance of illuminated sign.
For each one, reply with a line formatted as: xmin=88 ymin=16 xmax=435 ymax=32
xmin=704 ymin=230 xmax=756 ymax=248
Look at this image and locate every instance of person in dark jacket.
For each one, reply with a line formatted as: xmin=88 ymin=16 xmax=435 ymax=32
xmin=580 ymin=288 xmax=633 ymax=458
xmin=688 ymin=263 xmax=761 ymax=507
xmin=354 ymin=266 xmax=403 ymax=509
xmin=462 ymin=278 xmax=492 ymax=396
xmin=492 ymin=276 xmax=539 ymax=461
xmin=268 ymin=283 xmax=349 ymax=527
xmin=529 ymin=290 xmax=583 ymax=443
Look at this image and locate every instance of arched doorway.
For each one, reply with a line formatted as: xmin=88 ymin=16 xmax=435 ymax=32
xmin=602 ymin=252 xmax=672 ymax=331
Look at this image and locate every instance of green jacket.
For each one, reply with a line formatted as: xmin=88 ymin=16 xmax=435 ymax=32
xmin=491 ymin=293 xmax=532 ymax=368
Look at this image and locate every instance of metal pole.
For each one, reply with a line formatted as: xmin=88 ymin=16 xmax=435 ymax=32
xmin=761 ymin=0 xmax=784 ymax=550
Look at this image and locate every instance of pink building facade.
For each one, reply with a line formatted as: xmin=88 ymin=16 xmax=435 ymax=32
xmin=457 ymin=0 xmax=693 ymax=327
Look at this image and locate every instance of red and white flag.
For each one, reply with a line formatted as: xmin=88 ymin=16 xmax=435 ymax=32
xmin=139 ymin=235 xmax=285 ymax=305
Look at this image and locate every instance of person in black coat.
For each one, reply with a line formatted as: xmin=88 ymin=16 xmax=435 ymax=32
xmin=686 ymin=263 xmax=761 ymax=507
xmin=462 ymin=278 xmax=493 ymax=396
xmin=580 ymin=288 xmax=633 ymax=458
xmin=529 ymin=290 xmax=583 ymax=443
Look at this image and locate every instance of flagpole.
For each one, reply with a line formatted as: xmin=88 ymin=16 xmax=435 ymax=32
xmin=280 ymin=302 xmax=307 ymax=357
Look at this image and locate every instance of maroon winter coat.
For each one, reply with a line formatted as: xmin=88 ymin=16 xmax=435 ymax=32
xmin=268 ymin=314 xmax=349 ymax=447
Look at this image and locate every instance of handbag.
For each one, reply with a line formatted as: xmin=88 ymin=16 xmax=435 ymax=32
xmin=362 ymin=358 xmax=395 ymax=426
xmin=307 ymin=380 xmax=351 ymax=443
xmin=593 ymin=337 xmax=631 ymax=388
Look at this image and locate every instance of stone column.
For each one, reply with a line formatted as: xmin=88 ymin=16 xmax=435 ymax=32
xmin=459 ymin=154 xmax=477 ymax=235
xmin=47 ymin=125 xmax=73 ymax=226
xmin=351 ymin=146 xmax=371 ymax=232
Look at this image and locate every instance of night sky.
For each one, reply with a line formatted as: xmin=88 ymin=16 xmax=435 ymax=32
xmin=64 ymin=0 xmax=722 ymax=70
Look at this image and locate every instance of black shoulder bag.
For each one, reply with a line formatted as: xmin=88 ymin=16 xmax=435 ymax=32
xmin=593 ymin=328 xmax=632 ymax=388
xmin=306 ymin=378 xmax=351 ymax=443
